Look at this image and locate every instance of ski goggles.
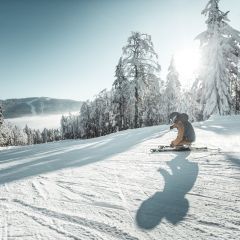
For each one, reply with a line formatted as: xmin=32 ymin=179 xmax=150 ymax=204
xmin=169 ymin=115 xmax=177 ymax=124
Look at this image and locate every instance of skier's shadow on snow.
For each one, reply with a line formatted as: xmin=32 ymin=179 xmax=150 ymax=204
xmin=136 ymin=152 xmax=198 ymax=229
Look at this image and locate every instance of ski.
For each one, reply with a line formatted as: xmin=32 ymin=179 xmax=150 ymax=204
xmin=150 ymin=145 xmax=208 ymax=153
xmin=150 ymin=146 xmax=190 ymax=153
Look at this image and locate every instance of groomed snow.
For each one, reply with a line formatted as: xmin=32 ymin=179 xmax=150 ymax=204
xmin=0 ymin=116 xmax=239 ymax=239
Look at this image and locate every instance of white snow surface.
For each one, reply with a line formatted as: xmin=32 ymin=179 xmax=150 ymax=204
xmin=0 ymin=116 xmax=239 ymax=239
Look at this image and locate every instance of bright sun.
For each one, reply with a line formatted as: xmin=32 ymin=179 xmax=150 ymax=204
xmin=174 ymin=42 xmax=201 ymax=88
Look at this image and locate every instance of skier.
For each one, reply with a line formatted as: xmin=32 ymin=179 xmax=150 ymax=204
xmin=169 ymin=112 xmax=195 ymax=148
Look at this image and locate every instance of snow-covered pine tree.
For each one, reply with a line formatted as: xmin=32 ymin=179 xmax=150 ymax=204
xmin=122 ymin=32 xmax=161 ymax=128
xmin=99 ymin=90 xmax=115 ymax=135
xmin=90 ymin=89 xmax=115 ymax=137
xmin=79 ymin=101 xmax=92 ymax=138
xmin=196 ymin=0 xmax=240 ymax=119
xmin=54 ymin=129 xmax=62 ymax=141
xmin=0 ymin=123 xmax=12 ymax=146
xmin=142 ymin=63 xmax=164 ymax=126
xmin=12 ymin=125 xmax=28 ymax=146
xmin=47 ymin=129 xmax=55 ymax=142
xmin=232 ymin=60 xmax=240 ymax=113
xmin=24 ymin=125 xmax=34 ymax=145
xmin=60 ymin=114 xmax=80 ymax=139
xmin=112 ymin=57 xmax=130 ymax=130
xmin=0 ymin=104 xmax=3 ymax=126
xmin=179 ymin=90 xmax=202 ymax=122
xmin=34 ymin=129 xmax=43 ymax=144
xmin=92 ymin=91 xmax=105 ymax=137
xmin=60 ymin=115 xmax=68 ymax=139
xmin=142 ymin=92 xmax=161 ymax=126
xmin=42 ymin=128 xmax=48 ymax=143
xmin=164 ymin=56 xmax=181 ymax=119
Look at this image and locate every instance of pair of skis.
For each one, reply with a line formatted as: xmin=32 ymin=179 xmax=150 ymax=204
xmin=150 ymin=145 xmax=208 ymax=153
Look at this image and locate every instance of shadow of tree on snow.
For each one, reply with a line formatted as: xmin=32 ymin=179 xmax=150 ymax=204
xmin=226 ymin=154 xmax=240 ymax=168
xmin=0 ymin=126 xmax=168 ymax=185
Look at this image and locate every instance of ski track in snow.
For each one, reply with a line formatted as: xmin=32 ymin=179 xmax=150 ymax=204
xmin=0 ymin=116 xmax=240 ymax=239
xmin=26 ymin=99 xmax=38 ymax=115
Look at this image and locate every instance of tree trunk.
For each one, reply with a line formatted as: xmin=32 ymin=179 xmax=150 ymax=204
xmin=134 ymin=63 xmax=139 ymax=129
xmin=134 ymin=86 xmax=139 ymax=128
xmin=119 ymin=101 xmax=123 ymax=130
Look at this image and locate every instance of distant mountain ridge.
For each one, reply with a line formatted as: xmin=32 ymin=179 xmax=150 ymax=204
xmin=0 ymin=97 xmax=82 ymax=118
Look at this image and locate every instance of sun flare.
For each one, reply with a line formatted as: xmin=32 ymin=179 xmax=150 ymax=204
xmin=174 ymin=42 xmax=201 ymax=88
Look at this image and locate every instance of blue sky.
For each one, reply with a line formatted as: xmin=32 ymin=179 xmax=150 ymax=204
xmin=0 ymin=0 xmax=239 ymax=101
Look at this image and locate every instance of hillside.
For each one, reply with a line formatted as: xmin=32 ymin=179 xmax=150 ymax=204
xmin=0 ymin=97 xmax=82 ymax=118
xmin=0 ymin=116 xmax=239 ymax=239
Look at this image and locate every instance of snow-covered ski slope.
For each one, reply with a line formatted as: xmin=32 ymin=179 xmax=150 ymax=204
xmin=0 ymin=116 xmax=239 ymax=240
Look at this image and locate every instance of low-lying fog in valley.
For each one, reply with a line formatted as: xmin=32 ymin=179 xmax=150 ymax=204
xmin=6 ymin=112 xmax=79 ymax=131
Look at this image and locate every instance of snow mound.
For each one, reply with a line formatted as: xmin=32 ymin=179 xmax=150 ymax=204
xmin=194 ymin=115 xmax=240 ymax=152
